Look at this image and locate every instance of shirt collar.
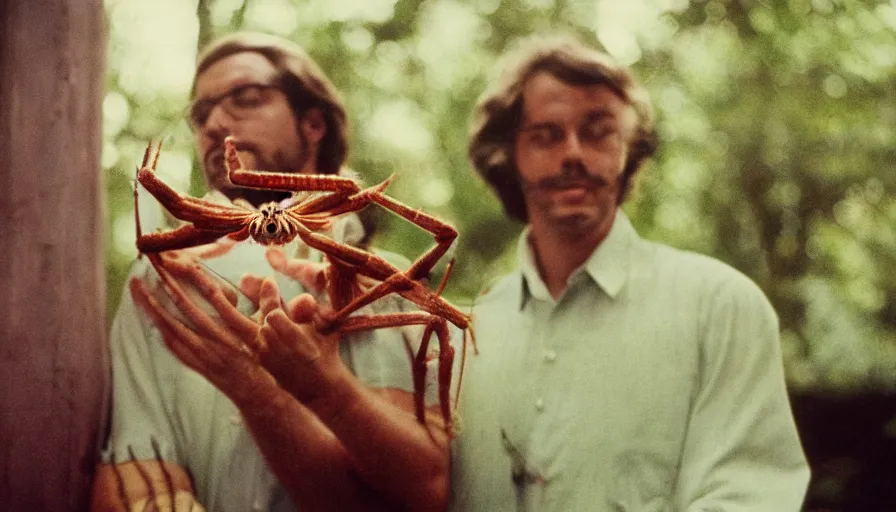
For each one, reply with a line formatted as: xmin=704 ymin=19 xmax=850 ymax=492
xmin=516 ymin=210 xmax=637 ymax=309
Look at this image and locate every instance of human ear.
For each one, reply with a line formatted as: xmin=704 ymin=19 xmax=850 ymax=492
xmin=299 ymin=108 xmax=326 ymax=145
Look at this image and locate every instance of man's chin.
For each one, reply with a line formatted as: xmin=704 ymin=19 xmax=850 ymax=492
xmin=548 ymin=208 xmax=614 ymax=237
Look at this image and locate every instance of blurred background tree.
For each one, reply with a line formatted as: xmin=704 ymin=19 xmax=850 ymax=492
xmin=102 ymin=0 xmax=895 ymax=508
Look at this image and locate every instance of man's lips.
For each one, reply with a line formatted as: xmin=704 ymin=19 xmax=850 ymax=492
xmin=524 ymin=173 xmax=609 ymax=192
xmin=550 ymin=186 xmax=592 ymax=204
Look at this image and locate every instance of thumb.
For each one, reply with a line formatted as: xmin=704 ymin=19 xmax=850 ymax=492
xmin=286 ymin=293 xmax=319 ymax=324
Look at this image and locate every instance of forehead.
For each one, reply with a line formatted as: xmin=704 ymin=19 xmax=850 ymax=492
xmin=194 ymin=51 xmax=278 ymax=98
xmin=520 ymin=71 xmax=634 ymax=124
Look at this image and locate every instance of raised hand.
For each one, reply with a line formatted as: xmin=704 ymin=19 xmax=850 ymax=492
xmin=254 ymin=278 xmax=354 ymax=407
xmin=129 ymin=251 xmax=277 ymax=408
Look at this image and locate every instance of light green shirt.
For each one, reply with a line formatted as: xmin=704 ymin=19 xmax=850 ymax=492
xmin=105 ymin=208 xmax=436 ymax=511
xmin=451 ymin=212 xmax=809 ymax=511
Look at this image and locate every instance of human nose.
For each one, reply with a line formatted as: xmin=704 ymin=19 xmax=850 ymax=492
xmin=199 ymin=104 xmax=235 ymax=141
xmin=561 ymin=131 xmax=585 ymax=164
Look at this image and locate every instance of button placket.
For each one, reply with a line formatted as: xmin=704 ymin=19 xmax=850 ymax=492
xmin=531 ymin=300 xmax=554 ymax=416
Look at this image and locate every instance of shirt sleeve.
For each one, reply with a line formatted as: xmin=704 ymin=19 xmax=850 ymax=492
xmin=101 ymin=259 xmax=183 ymax=464
xmin=674 ymin=272 xmax=810 ymax=511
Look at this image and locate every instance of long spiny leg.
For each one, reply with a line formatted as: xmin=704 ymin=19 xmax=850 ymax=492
xmin=151 ymin=438 xmax=175 ymax=512
xmin=413 ymin=317 xmax=454 ymax=435
xmin=366 ymin=191 xmax=458 ymax=281
xmin=294 ymin=223 xmax=401 ymax=282
xmin=289 ymin=174 xmax=456 ymax=287
xmin=138 ymin=224 xmax=232 ymax=253
xmin=137 ymin=168 xmax=251 ymax=229
xmin=291 ymin=180 xmax=469 ymax=328
xmin=335 ymin=312 xmax=456 ymax=434
xmin=134 ymin=140 xmax=164 ymax=259
xmin=324 ymin=273 xmax=417 ymax=327
xmin=127 ymin=446 xmax=159 ymax=511
xmin=143 ymin=138 xmax=163 ymax=172
xmin=434 ymin=259 xmax=455 ymax=296
xmin=224 ymin=137 xmax=360 ymax=194
xmin=297 ymin=174 xmax=395 ymax=216
xmin=323 ymin=256 xmax=366 ymax=311
xmin=110 ymin=450 xmax=134 ymax=511
xmin=291 ymin=220 xmax=471 ymax=333
xmin=135 ymin=140 xmax=249 ymax=233
xmin=309 ymin=254 xmax=465 ymax=431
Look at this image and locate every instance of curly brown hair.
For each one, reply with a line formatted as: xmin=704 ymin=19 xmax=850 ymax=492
xmin=193 ymin=32 xmax=348 ymax=175
xmin=469 ymin=35 xmax=658 ymax=222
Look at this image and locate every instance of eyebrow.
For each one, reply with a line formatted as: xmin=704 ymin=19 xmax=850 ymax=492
xmin=520 ymin=109 xmax=615 ymax=131
xmin=584 ymin=109 xmax=615 ymax=123
xmin=194 ymin=76 xmax=277 ymax=102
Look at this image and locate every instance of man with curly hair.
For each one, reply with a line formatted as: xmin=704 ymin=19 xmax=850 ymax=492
xmin=451 ymin=35 xmax=809 ymax=511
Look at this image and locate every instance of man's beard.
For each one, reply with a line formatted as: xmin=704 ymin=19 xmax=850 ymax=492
xmin=226 ymin=136 xmax=311 ymax=208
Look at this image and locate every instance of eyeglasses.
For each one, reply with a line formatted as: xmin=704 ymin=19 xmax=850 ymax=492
xmin=188 ymin=82 xmax=282 ymax=130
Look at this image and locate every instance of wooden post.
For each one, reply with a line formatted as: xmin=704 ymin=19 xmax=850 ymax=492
xmin=0 ymin=0 xmax=106 ymax=510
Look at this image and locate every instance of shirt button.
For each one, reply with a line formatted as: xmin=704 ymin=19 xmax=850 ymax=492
xmin=535 ymin=398 xmax=545 ymax=412
xmin=544 ymin=350 xmax=557 ymax=362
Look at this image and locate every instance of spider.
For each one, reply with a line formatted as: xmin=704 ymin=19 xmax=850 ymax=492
xmin=131 ymin=137 xmax=473 ymax=433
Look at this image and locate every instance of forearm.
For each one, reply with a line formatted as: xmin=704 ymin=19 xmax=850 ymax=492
xmin=295 ymin=371 xmax=450 ymax=511
xmin=255 ymin=301 xmax=450 ymax=510
xmin=235 ymin=382 xmax=397 ymax=512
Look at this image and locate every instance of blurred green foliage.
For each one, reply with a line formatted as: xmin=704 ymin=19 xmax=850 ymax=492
xmin=103 ymin=0 xmax=896 ymax=392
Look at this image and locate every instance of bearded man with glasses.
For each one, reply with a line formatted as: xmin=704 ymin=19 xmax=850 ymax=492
xmin=91 ymin=32 xmax=451 ymax=512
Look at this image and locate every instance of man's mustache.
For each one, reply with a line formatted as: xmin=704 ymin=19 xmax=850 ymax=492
xmin=521 ymin=164 xmax=610 ymax=191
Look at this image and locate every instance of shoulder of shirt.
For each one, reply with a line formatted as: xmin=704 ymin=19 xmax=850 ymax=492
xmin=471 ymin=271 xmax=520 ymax=307
xmin=123 ymin=255 xmax=157 ymax=282
xmin=634 ymin=238 xmax=771 ymax=305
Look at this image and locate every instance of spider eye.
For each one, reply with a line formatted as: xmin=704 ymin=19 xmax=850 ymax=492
xmin=266 ymin=223 xmax=277 ymax=234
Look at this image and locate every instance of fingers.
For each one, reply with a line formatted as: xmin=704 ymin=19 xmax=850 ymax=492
xmin=133 ymin=276 xmax=276 ymax=406
xmin=258 ymin=277 xmax=284 ymax=321
xmin=264 ymin=247 xmax=289 ymax=272
xmin=259 ymin=309 xmax=322 ymax=364
xmin=147 ymin=254 xmax=236 ymax=345
xmin=189 ymin=237 xmax=237 ymax=260
xmin=155 ymin=253 xmax=258 ymax=345
xmin=266 ymin=247 xmax=328 ymax=294
xmin=245 ymin=276 xmax=320 ymax=344
xmin=219 ymin=280 xmax=239 ymax=307
xmin=238 ymin=273 xmax=263 ymax=309
xmin=286 ymin=293 xmax=319 ymax=324
xmin=129 ymin=278 xmax=223 ymax=373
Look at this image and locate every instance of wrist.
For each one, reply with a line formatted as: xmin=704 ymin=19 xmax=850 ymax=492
xmin=273 ymin=352 xmax=354 ymax=405
xmin=304 ymin=369 xmax=364 ymax=425
xmin=228 ymin=372 xmax=288 ymax=418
